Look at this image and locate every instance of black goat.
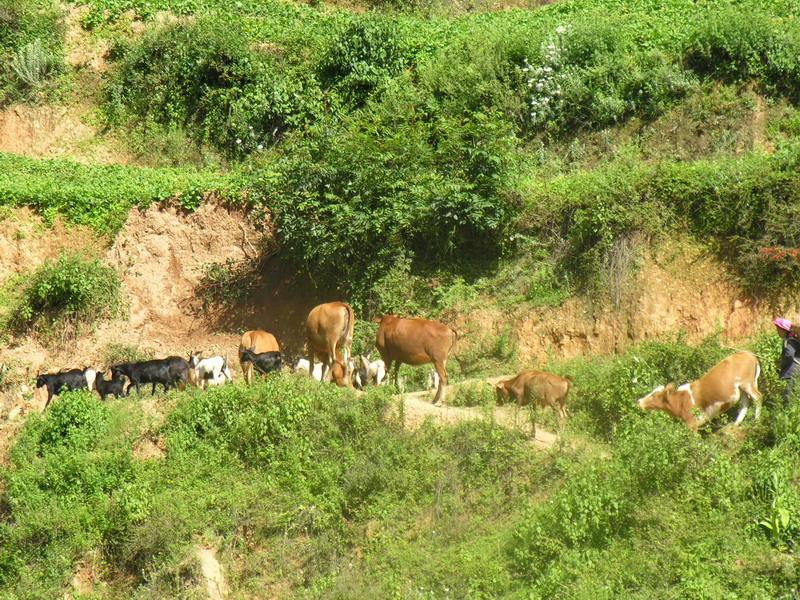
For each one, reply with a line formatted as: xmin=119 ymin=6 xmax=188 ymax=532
xmin=239 ymin=349 xmax=283 ymax=376
xmin=111 ymin=356 xmax=190 ymax=396
xmin=36 ymin=368 xmax=95 ymax=408
xmin=94 ymin=371 xmax=127 ymax=400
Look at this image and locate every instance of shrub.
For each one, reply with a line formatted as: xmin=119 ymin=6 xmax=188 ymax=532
xmin=320 ymin=16 xmax=413 ymax=107
xmin=684 ymin=10 xmax=800 ymax=102
xmin=615 ymin=414 xmax=700 ymax=494
xmin=105 ymin=19 xmax=324 ymax=157
xmin=267 ymin=98 xmax=519 ymax=309
xmin=448 ymin=381 xmax=494 ymax=407
xmin=0 ymin=0 xmax=64 ymax=104
xmin=10 ymin=38 xmax=55 ymax=90
xmin=12 ymin=252 xmax=122 ymax=336
xmin=511 ymin=464 xmax=633 ymax=581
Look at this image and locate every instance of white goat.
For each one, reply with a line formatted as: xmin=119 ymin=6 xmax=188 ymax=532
xmin=427 ymin=369 xmax=440 ymax=391
xmin=293 ymin=357 xmax=327 ymax=382
xmin=356 ymin=355 xmax=387 ymax=388
xmin=188 ymin=354 xmax=233 ymax=389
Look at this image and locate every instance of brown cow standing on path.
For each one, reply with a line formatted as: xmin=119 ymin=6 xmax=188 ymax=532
xmin=306 ymin=301 xmax=355 ymax=385
xmin=374 ymin=315 xmax=457 ymax=406
xmin=637 ymin=351 xmax=762 ymax=431
xmin=495 ymin=370 xmax=571 ymax=434
xmin=239 ymin=330 xmax=280 ymax=385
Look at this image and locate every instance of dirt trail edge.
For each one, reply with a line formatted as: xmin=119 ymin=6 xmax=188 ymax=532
xmin=390 ymin=376 xmax=559 ymax=449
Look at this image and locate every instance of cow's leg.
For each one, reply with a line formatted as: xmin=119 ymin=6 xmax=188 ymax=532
xmin=527 ymin=402 xmax=536 ymax=438
xmin=743 ymin=383 xmax=762 ymax=420
xmin=432 ymin=359 xmax=448 ymax=406
xmin=733 ymin=385 xmax=749 ymax=425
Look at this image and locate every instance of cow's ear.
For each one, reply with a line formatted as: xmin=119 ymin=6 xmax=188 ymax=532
xmin=372 ymin=315 xmax=383 ymax=324
xmin=665 ymin=383 xmax=675 ymax=393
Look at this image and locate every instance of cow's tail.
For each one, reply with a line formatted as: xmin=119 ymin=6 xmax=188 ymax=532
xmin=449 ymin=326 xmax=459 ymax=354
xmin=342 ymin=302 xmax=355 ymax=344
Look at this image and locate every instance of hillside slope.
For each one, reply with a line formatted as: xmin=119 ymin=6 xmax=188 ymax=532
xmin=1 ymin=0 xmax=800 ymax=598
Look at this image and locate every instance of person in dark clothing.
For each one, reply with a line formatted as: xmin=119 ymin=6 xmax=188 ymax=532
xmin=774 ymin=317 xmax=800 ymax=403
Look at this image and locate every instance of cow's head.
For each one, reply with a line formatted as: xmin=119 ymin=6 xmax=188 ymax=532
xmin=35 ymin=376 xmax=46 ymax=389
xmin=331 ymin=360 xmax=350 ymax=388
xmin=495 ymin=381 xmax=511 ymax=405
xmin=637 ymin=384 xmax=695 ymax=427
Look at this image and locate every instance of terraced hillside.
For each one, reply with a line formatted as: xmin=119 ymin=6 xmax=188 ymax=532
xmin=1 ymin=0 xmax=800 ymax=597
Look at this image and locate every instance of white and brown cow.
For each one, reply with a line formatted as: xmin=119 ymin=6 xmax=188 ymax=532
xmin=637 ymin=351 xmax=762 ymax=431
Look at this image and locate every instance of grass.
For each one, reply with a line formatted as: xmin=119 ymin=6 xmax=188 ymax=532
xmin=0 ymin=335 xmax=797 ymax=597
xmin=0 ymin=153 xmax=249 ymax=233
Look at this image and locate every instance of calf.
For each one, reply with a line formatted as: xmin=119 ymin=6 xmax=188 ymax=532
xmin=112 ymin=356 xmax=190 ymax=396
xmin=188 ymin=354 xmax=233 ymax=389
xmin=495 ymin=370 xmax=571 ymax=434
xmin=36 ymin=367 xmax=96 ymax=408
xmin=94 ymin=371 xmax=127 ymax=400
xmin=637 ymin=351 xmax=761 ymax=430
xmin=239 ymin=349 xmax=283 ymax=377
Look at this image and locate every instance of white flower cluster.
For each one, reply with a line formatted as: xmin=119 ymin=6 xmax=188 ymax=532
xmin=523 ymin=25 xmax=570 ymax=127
xmin=235 ymin=123 xmax=273 ymax=152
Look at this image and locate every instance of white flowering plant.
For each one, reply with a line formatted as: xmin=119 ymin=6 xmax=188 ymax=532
xmin=522 ymin=25 xmax=571 ymax=130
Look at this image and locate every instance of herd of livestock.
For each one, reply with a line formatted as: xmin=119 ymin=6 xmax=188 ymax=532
xmin=31 ymin=300 xmax=768 ymax=432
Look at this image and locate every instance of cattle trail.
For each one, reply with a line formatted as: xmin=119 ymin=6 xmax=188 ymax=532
xmin=391 ymin=376 xmax=560 ymax=449
xmin=196 ymin=546 xmax=229 ymax=600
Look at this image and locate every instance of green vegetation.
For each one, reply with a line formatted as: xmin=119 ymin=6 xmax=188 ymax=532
xmin=2 ymin=0 xmax=800 ymax=309
xmin=0 ymin=0 xmax=64 ymax=104
xmin=1 ymin=337 xmax=798 ymax=597
xmin=88 ymin=0 xmax=800 ymax=307
xmin=0 ymin=153 xmax=246 ymax=233
xmin=3 ymin=2 xmax=800 ymax=594
xmin=11 ymin=252 xmax=122 ymax=338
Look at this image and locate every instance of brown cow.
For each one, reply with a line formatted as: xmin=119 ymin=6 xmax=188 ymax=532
xmin=239 ymin=330 xmax=280 ymax=385
xmin=637 ymin=351 xmax=761 ymax=431
xmin=495 ymin=370 xmax=571 ymax=433
xmin=306 ymin=301 xmax=355 ymax=385
xmin=373 ymin=315 xmax=457 ymax=405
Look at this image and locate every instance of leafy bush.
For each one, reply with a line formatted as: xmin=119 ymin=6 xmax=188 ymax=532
xmin=448 ymin=381 xmax=494 ymax=407
xmin=106 ymin=18 xmax=325 ymax=157
xmin=684 ymin=10 xmax=800 ymax=102
xmin=12 ymin=252 xmax=122 ymax=336
xmin=266 ymin=97 xmax=519 ymax=308
xmin=511 ymin=464 xmax=633 ymax=582
xmin=10 ymin=38 xmax=56 ymax=90
xmin=320 ymin=16 xmax=413 ymax=107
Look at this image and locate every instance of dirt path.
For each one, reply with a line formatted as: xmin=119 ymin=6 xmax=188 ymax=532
xmin=391 ymin=376 xmax=560 ymax=449
xmin=196 ymin=546 xmax=229 ymax=600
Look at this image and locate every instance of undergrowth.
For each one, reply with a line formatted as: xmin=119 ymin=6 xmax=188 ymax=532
xmin=0 ymin=336 xmax=798 ymax=597
xmin=10 ymin=252 xmax=122 ymax=341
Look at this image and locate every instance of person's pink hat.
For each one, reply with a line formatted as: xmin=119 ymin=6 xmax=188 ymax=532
xmin=774 ymin=317 xmax=793 ymax=331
